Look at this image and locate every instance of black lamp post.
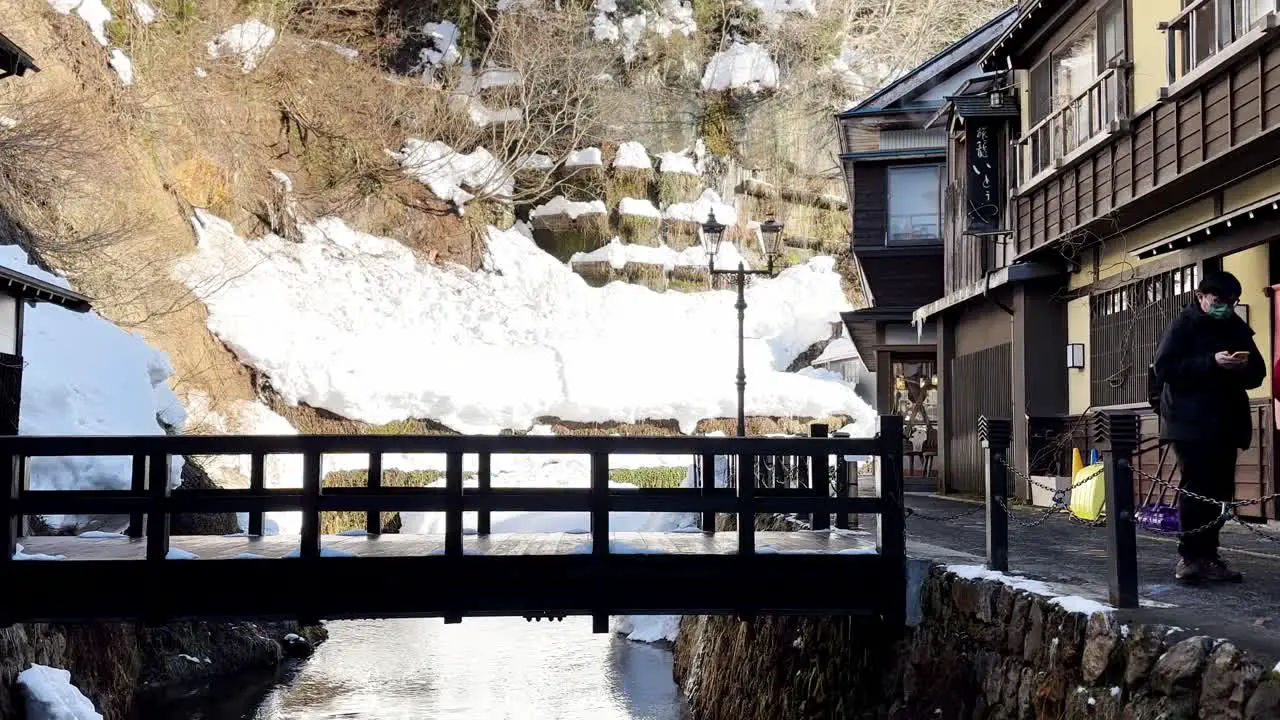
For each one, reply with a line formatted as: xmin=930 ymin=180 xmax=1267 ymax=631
xmin=704 ymin=211 xmax=785 ymax=437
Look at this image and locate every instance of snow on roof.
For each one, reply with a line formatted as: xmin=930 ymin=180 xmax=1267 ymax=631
xmin=391 ymin=139 xmax=513 ymax=213
xmin=613 ymin=141 xmax=652 ymax=170
xmin=811 ymin=336 xmax=859 ymax=366
xmin=618 ymin=197 xmax=661 ymax=218
xmin=665 ymin=188 xmax=737 ymax=226
xmin=531 ymin=195 xmax=608 ymax=219
xmin=207 ymin=19 xmax=277 ymax=73
xmin=701 ymin=42 xmax=780 ymax=94
xmin=566 ymin=147 xmax=604 ymax=168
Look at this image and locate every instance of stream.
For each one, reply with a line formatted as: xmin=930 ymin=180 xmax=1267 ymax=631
xmin=145 ymin=618 xmax=691 ymax=720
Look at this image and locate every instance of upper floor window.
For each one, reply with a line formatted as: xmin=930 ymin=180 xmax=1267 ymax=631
xmin=1170 ymin=0 xmax=1277 ymax=81
xmin=887 ymin=164 xmax=942 ymax=245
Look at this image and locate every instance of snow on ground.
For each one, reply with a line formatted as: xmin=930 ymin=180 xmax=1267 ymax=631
xmin=419 ymin=21 xmax=462 ymax=68
xmin=565 ymin=147 xmax=604 ymax=168
xmin=593 ymin=0 xmax=694 ymax=60
xmin=517 ymin=153 xmax=555 ymax=171
xmin=3 ymin=246 xmax=185 ymax=523
xmin=657 ymin=150 xmax=701 ymax=176
xmin=207 ymin=20 xmax=277 ymax=73
xmin=17 ymin=665 xmax=102 ymax=720
xmin=748 ymin=0 xmax=816 ymax=26
xmin=701 ymin=42 xmax=780 ymax=93
xmin=531 ymin=195 xmax=608 ymax=220
xmin=450 ymin=94 xmax=523 ymax=128
xmin=391 ymin=139 xmax=513 ymax=213
xmin=174 ymin=212 xmax=872 ymax=434
xmin=48 ymin=0 xmax=111 ymax=46
xmin=618 ymin=197 xmax=661 ymax=218
xmin=666 ymin=188 xmax=737 ymax=227
xmin=0 ymin=116 xmax=17 ymax=129
xmin=947 ymin=565 xmax=1115 ymax=618
xmin=613 ymin=142 xmax=652 ymax=170
xmin=611 ymin=614 xmax=681 ymax=643
xmin=109 ymin=49 xmax=135 ymax=86
xmin=570 ymin=237 xmax=748 ymax=272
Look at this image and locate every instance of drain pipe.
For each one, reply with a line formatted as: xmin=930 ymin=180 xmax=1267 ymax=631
xmin=983 ymin=270 xmax=1015 ymax=316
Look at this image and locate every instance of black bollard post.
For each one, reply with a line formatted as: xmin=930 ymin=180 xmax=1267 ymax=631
xmin=1096 ymin=411 xmax=1139 ymax=609
xmin=979 ymin=416 xmax=1012 ymax=573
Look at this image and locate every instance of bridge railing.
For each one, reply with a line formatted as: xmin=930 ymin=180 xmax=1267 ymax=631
xmin=0 ymin=416 xmax=904 ymax=562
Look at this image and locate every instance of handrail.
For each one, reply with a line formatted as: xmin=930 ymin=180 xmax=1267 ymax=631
xmin=1164 ymin=0 xmax=1213 ymax=31
xmin=1162 ymin=0 xmax=1279 ymax=86
xmin=1017 ymin=67 xmax=1118 ymax=144
xmin=1016 ymin=67 xmax=1126 ymax=186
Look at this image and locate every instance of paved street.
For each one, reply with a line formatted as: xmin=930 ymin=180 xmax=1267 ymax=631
xmin=895 ymin=493 xmax=1280 ymax=661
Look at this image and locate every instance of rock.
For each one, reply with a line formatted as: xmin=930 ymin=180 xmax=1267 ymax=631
xmin=1082 ymin=613 xmax=1124 ymax=684
xmin=1016 ymin=666 xmax=1035 ymax=720
xmin=1152 ymin=637 xmax=1213 ymax=697
xmin=1126 ymin=625 xmax=1169 ymax=689
xmin=1024 ymin=602 xmax=1046 ymax=664
xmin=281 ymin=633 xmax=314 ymax=659
xmin=1199 ymin=642 xmax=1260 ymax=719
xmin=1245 ymin=678 xmax=1280 ymax=720
xmin=1008 ymin=594 xmax=1032 ymax=655
xmin=1128 ymin=693 xmax=1198 ymax=720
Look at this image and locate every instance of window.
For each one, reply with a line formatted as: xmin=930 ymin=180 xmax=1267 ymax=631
xmin=887 ymin=164 xmax=942 ymax=245
xmin=1088 ymin=264 xmax=1199 ymax=407
xmin=1181 ymin=0 xmax=1277 ymax=74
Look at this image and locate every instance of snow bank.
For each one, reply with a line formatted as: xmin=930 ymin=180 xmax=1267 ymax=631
xmin=391 ymin=139 xmax=513 ymax=213
xmin=613 ymin=142 xmax=652 ymax=170
xmin=3 ymin=246 xmax=184 ymax=513
xmin=657 ymin=151 xmax=700 ymax=176
xmin=175 ymin=213 xmax=871 ymax=435
xmin=17 ymin=665 xmax=102 ymax=720
xmin=611 ymin=615 xmax=681 ymax=643
xmin=420 ymin=21 xmax=461 ymax=68
xmin=570 ymin=237 xmax=748 ymax=272
xmin=109 ymin=49 xmax=135 ymax=86
xmin=947 ymin=565 xmax=1115 ymax=618
xmin=132 ymin=0 xmax=156 ymax=23
xmin=48 ymin=0 xmax=111 ymax=46
xmin=531 ymin=195 xmax=607 ymax=219
xmin=207 ymin=20 xmax=277 ymax=73
xmin=666 ymin=188 xmax=738 ymax=227
xmin=618 ymin=197 xmax=662 ymax=218
xmin=565 ymin=147 xmax=604 ymax=168
xmin=701 ymin=42 xmax=780 ymax=93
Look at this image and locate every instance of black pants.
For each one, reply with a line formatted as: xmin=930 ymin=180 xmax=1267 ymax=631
xmin=1171 ymin=441 xmax=1239 ymax=561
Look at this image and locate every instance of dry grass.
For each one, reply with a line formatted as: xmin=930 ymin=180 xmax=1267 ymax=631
xmin=657 ymin=172 xmax=702 ymax=207
xmin=571 ymin=259 xmax=617 ymax=287
xmin=618 ymin=213 xmax=661 ymax=245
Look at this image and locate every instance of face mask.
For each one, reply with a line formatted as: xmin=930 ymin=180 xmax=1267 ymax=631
xmin=1207 ymin=303 xmax=1233 ymax=320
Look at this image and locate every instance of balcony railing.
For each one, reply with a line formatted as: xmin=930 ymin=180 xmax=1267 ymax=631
xmin=888 ymin=212 xmax=941 ymax=245
xmin=1016 ymin=67 xmax=1128 ymax=189
xmin=1162 ymin=0 xmax=1278 ymax=88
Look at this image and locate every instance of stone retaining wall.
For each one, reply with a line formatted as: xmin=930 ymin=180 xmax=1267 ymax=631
xmin=674 ymin=563 xmax=1280 ymax=719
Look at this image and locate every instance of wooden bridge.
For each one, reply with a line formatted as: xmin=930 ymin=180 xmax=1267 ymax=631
xmin=0 ymin=417 xmax=906 ymax=631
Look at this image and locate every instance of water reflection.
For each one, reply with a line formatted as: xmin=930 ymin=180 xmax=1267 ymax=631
xmin=153 ymin=617 xmax=689 ymax=720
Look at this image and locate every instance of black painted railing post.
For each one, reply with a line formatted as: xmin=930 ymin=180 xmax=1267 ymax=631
xmin=737 ymin=453 xmax=755 ymax=556
xmin=146 ymin=453 xmax=170 ymax=562
xmin=364 ymin=452 xmax=382 ymax=536
xmin=128 ymin=454 xmax=147 ymax=538
xmin=1097 ymin=411 xmax=1140 ymax=609
xmin=835 ymin=453 xmax=851 ymax=530
xmin=476 ymin=452 xmax=491 ymax=536
xmin=300 ymin=452 xmax=321 ymax=560
xmin=979 ymin=416 xmax=1012 ymax=573
xmin=445 ymin=452 xmax=464 ymax=560
xmin=248 ymin=452 xmax=265 ymax=537
xmin=877 ymin=415 xmax=906 ymax=629
xmin=1 ymin=454 xmax=18 ymax=563
xmin=699 ymin=452 xmax=715 ymax=532
xmin=810 ymin=424 xmax=830 ymax=531
xmin=591 ymin=451 xmax=610 ymax=634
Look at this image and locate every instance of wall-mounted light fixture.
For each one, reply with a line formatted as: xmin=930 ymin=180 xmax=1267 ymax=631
xmin=1066 ymin=343 xmax=1085 ymax=370
xmin=989 ymin=90 xmax=1004 ymax=108
xmin=1235 ymin=303 xmax=1249 ymax=323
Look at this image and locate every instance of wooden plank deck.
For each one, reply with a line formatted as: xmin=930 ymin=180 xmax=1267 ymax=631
xmin=18 ymin=530 xmax=876 ymax=560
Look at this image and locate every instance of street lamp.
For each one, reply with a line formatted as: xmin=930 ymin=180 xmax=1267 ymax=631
xmin=704 ymin=211 xmax=784 ymax=437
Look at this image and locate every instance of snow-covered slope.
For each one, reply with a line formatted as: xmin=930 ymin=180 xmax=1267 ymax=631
xmin=3 ymin=245 xmax=185 ymax=510
xmin=175 ymin=211 xmax=874 ymax=435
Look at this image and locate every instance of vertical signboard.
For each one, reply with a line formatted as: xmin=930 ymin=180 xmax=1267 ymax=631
xmin=965 ymin=120 xmax=1004 ymax=234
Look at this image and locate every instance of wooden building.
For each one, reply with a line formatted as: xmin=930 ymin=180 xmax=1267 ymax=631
xmin=914 ymin=0 xmax=1280 ymax=519
xmin=837 ymin=7 xmax=1017 ymax=487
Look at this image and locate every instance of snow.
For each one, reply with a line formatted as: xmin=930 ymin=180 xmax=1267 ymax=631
xmin=391 ymin=139 xmax=513 ymax=213
xmin=592 ymin=15 xmax=620 ymax=43
xmin=194 ymin=67 xmax=208 ymax=78
xmin=948 ymin=565 xmax=1117 ymax=617
xmin=593 ymin=0 xmax=694 ymax=59
xmin=0 ymin=116 xmax=17 ymax=129
xmin=570 ymin=237 xmax=748 ymax=272
xmin=619 ymin=197 xmax=662 ymax=218
xmin=109 ymin=49 xmax=135 ymax=87
xmin=701 ymin=42 xmax=780 ymax=94
xmin=284 ymin=547 xmax=357 ymax=558
xmin=566 ymin=147 xmax=604 ymax=168
xmin=13 ymin=547 xmax=66 ymax=560
xmin=166 ymin=548 xmax=200 ymax=560
xmin=613 ymin=142 xmax=652 ymax=170
xmin=313 ymin=40 xmax=359 ymax=60
xmin=207 ymin=20 xmax=277 ymax=73
xmin=176 ymin=213 xmax=872 ymax=435
xmin=1050 ymin=596 xmax=1112 ymax=617
xmin=17 ymin=665 xmax=101 ymax=720
xmin=530 ymin=196 xmax=607 ymax=220
xmin=48 ymin=0 xmax=111 ymax=46
xmin=656 ymin=151 xmax=701 ymax=176
xmin=619 ymin=15 xmax=648 ymax=63
xmin=665 ymin=188 xmax=738 ymax=227
xmin=450 ymin=94 xmax=523 ymax=128
xmin=131 ymin=0 xmax=157 ymax=23
xmin=3 ymin=246 xmax=185 ymax=520
xmin=650 ymin=0 xmax=697 ymax=37
xmin=596 ymin=0 xmax=617 ymax=12
xmin=338 ymin=529 xmax=368 ymax=536
xmin=419 ymin=21 xmax=462 ymax=68
xmin=748 ymin=0 xmax=815 ymax=25
xmin=517 ymin=154 xmax=555 ymax=171
xmin=812 ymin=337 xmax=858 ymax=366
xmin=78 ymin=531 xmax=127 ymax=539
xmin=235 ymin=553 xmax=268 ymax=559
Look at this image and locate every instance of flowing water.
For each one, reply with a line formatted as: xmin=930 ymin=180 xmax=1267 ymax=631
xmin=147 ymin=618 xmax=690 ymax=720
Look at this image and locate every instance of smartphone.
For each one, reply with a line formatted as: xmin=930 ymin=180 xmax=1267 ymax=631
xmin=1230 ymin=351 xmax=1251 ymax=360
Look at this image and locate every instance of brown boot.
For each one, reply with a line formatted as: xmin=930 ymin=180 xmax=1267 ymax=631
xmin=1175 ymin=557 xmax=1206 ymax=585
xmin=1202 ymin=556 xmax=1243 ymax=583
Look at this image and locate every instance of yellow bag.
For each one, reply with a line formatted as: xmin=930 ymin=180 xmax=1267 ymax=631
xmin=1069 ymin=461 xmax=1107 ymax=521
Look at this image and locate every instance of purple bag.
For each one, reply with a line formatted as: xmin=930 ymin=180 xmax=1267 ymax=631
xmin=1135 ymin=442 xmax=1181 ymax=533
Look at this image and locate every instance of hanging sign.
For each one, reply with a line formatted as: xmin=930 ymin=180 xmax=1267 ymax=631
xmin=965 ymin=120 xmax=1004 ymax=234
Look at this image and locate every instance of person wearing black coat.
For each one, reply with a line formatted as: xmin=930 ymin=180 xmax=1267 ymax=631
xmin=1152 ymin=270 xmax=1266 ymax=585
